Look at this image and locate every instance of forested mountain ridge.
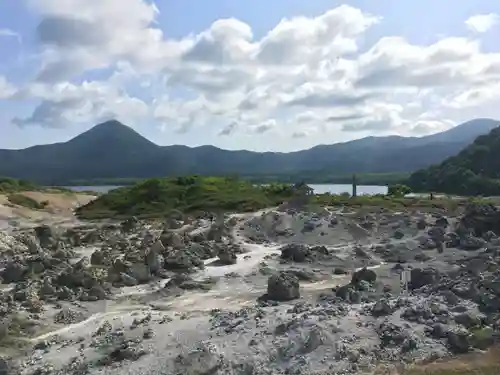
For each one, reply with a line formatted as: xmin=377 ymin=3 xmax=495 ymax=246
xmin=408 ymin=125 xmax=500 ymax=196
xmin=0 ymin=118 xmax=498 ymax=185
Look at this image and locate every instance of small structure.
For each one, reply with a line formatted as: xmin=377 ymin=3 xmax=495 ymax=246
xmin=352 ymin=174 xmax=358 ymax=197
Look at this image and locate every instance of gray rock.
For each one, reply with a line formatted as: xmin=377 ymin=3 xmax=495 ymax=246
xmin=160 ymin=232 xmax=184 ymax=249
xmin=34 ymin=224 xmax=59 ymax=249
xmin=459 ymin=236 xmax=486 ymax=250
xmin=393 ymin=229 xmax=404 ymax=240
xmin=120 ymin=273 xmax=138 ymax=286
xmin=18 ymin=234 xmax=41 ymax=254
xmin=128 ymin=263 xmax=152 ymax=283
xmin=371 ymin=300 xmax=393 ymax=317
xmin=0 ymin=357 xmax=9 ymax=375
xmin=417 ymin=219 xmax=427 ymax=230
xmin=217 ymin=246 xmax=237 ymax=265
xmin=121 ymin=216 xmax=139 ymax=232
xmin=90 ymin=250 xmax=106 ymax=265
xmin=351 ymin=267 xmax=377 ymax=285
xmin=280 ymin=243 xmax=310 ymax=262
xmin=1 ymin=262 xmax=27 ymax=283
xmin=410 ymin=267 xmax=440 ymax=290
xmin=447 ymin=328 xmax=471 ymax=354
xmin=266 ymin=272 xmax=300 ymax=301
xmin=428 ymin=226 xmax=446 ymax=242
xmin=164 ymin=249 xmax=204 ymax=271
xmin=145 ymin=241 xmax=164 ymax=273
xmin=435 ymin=216 xmax=449 ymax=228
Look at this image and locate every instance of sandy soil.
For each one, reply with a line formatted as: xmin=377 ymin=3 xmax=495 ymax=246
xmin=0 ymin=191 xmax=96 ymax=230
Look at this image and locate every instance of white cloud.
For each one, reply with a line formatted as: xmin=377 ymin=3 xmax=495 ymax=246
xmin=0 ymin=76 xmax=16 ymax=99
xmin=0 ymin=28 xmax=22 ymax=43
xmin=29 ymin=0 xmax=187 ymax=81
xmin=465 ymin=13 xmax=500 ymax=33
xmin=13 ymin=81 xmax=149 ymax=127
xmin=7 ymin=2 xmax=500 ymax=146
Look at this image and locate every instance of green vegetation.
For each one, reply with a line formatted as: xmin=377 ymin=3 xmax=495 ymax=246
xmin=408 ymin=126 xmax=500 ymax=196
xmin=0 ymin=176 xmax=37 ymax=193
xmin=7 ymin=194 xmax=48 ymax=209
xmin=387 ymin=184 xmax=412 ymax=197
xmin=77 ymin=175 xmax=498 ymax=219
xmin=401 ymin=349 xmax=500 ymax=375
xmin=311 ymin=193 xmax=498 ymax=214
xmin=0 ymin=176 xmax=77 ymax=195
xmin=76 ymin=176 xmax=296 ymax=219
xmin=60 ymin=172 xmax=409 ymax=187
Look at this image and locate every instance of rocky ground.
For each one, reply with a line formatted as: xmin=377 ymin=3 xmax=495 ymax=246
xmin=1 ymin=198 xmax=500 ymax=374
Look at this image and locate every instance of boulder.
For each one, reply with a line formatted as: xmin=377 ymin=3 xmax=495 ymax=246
xmin=160 ymin=232 xmax=184 ymax=249
xmin=409 ymin=267 xmax=440 ymax=290
xmin=371 ymin=300 xmax=393 ymax=317
xmin=121 ymin=216 xmax=139 ymax=232
xmin=128 ymin=263 xmax=152 ymax=283
xmin=34 ymin=224 xmax=59 ymax=249
xmin=460 ymin=203 xmax=500 ymax=237
xmin=18 ymin=234 xmax=41 ymax=254
xmin=145 ymin=241 xmax=165 ymax=273
xmin=266 ymin=272 xmax=300 ymax=301
xmin=280 ymin=243 xmax=310 ymax=262
xmin=351 ymin=267 xmax=377 ymax=286
xmin=217 ymin=246 xmax=237 ymax=265
xmin=393 ymin=229 xmax=405 ymax=240
xmin=428 ymin=226 xmax=446 ymax=242
xmin=459 ymin=236 xmax=486 ymax=251
xmin=416 ymin=219 xmax=427 ymax=230
xmin=1 ymin=262 xmax=27 ymax=283
xmin=164 ymin=250 xmax=204 ymax=271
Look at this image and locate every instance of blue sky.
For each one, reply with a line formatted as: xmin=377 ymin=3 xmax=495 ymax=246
xmin=1 ymin=0 xmax=500 ymax=151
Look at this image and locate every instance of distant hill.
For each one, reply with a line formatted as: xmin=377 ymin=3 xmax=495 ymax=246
xmin=408 ymin=125 xmax=500 ymax=196
xmin=0 ymin=118 xmax=498 ymax=185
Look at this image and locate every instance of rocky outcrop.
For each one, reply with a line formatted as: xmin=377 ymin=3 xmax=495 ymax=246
xmin=460 ymin=203 xmax=500 ymax=237
xmin=265 ymin=272 xmax=300 ymax=301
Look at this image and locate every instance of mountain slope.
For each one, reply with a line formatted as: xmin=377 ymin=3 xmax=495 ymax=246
xmin=1 ymin=119 xmax=498 ymax=184
xmin=408 ymin=125 xmax=500 ymax=195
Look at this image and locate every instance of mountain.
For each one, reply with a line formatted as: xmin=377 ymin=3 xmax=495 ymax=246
xmin=408 ymin=124 xmax=500 ymax=196
xmin=0 ymin=118 xmax=499 ymax=185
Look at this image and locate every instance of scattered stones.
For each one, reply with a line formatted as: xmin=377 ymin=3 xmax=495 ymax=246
xmin=8 ymin=201 xmax=500 ymax=375
xmin=54 ymin=308 xmax=85 ymax=324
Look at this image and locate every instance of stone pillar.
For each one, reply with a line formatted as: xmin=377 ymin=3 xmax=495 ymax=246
xmin=352 ymin=174 xmax=357 ymax=197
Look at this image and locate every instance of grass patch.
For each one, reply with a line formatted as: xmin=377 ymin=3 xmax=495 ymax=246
xmin=76 ymin=176 xmax=500 ymax=220
xmin=7 ymin=193 xmax=48 ymax=210
xmin=76 ymin=176 xmax=296 ymax=219
xmin=312 ymin=193 xmax=497 ymax=214
xmin=0 ymin=176 xmax=37 ymax=193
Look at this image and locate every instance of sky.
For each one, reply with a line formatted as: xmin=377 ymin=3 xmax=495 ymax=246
xmin=1 ymin=0 xmax=500 ymax=152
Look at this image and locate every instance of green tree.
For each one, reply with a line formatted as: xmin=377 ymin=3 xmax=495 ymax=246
xmin=387 ymin=184 xmax=412 ymax=197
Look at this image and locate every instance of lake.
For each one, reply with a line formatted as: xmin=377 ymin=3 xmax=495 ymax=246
xmin=65 ymin=184 xmax=388 ymax=195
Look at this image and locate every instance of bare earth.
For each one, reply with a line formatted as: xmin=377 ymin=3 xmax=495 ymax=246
xmin=1 ymin=196 xmax=499 ymax=375
xmin=0 ymin=191 xmax=96 ymax=229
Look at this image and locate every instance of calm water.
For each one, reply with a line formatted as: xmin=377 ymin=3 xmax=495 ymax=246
xmin=65 ymin=184 xmax=388 ymax=195
xmin=63 ymin=185 xmax=122 ymax=194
